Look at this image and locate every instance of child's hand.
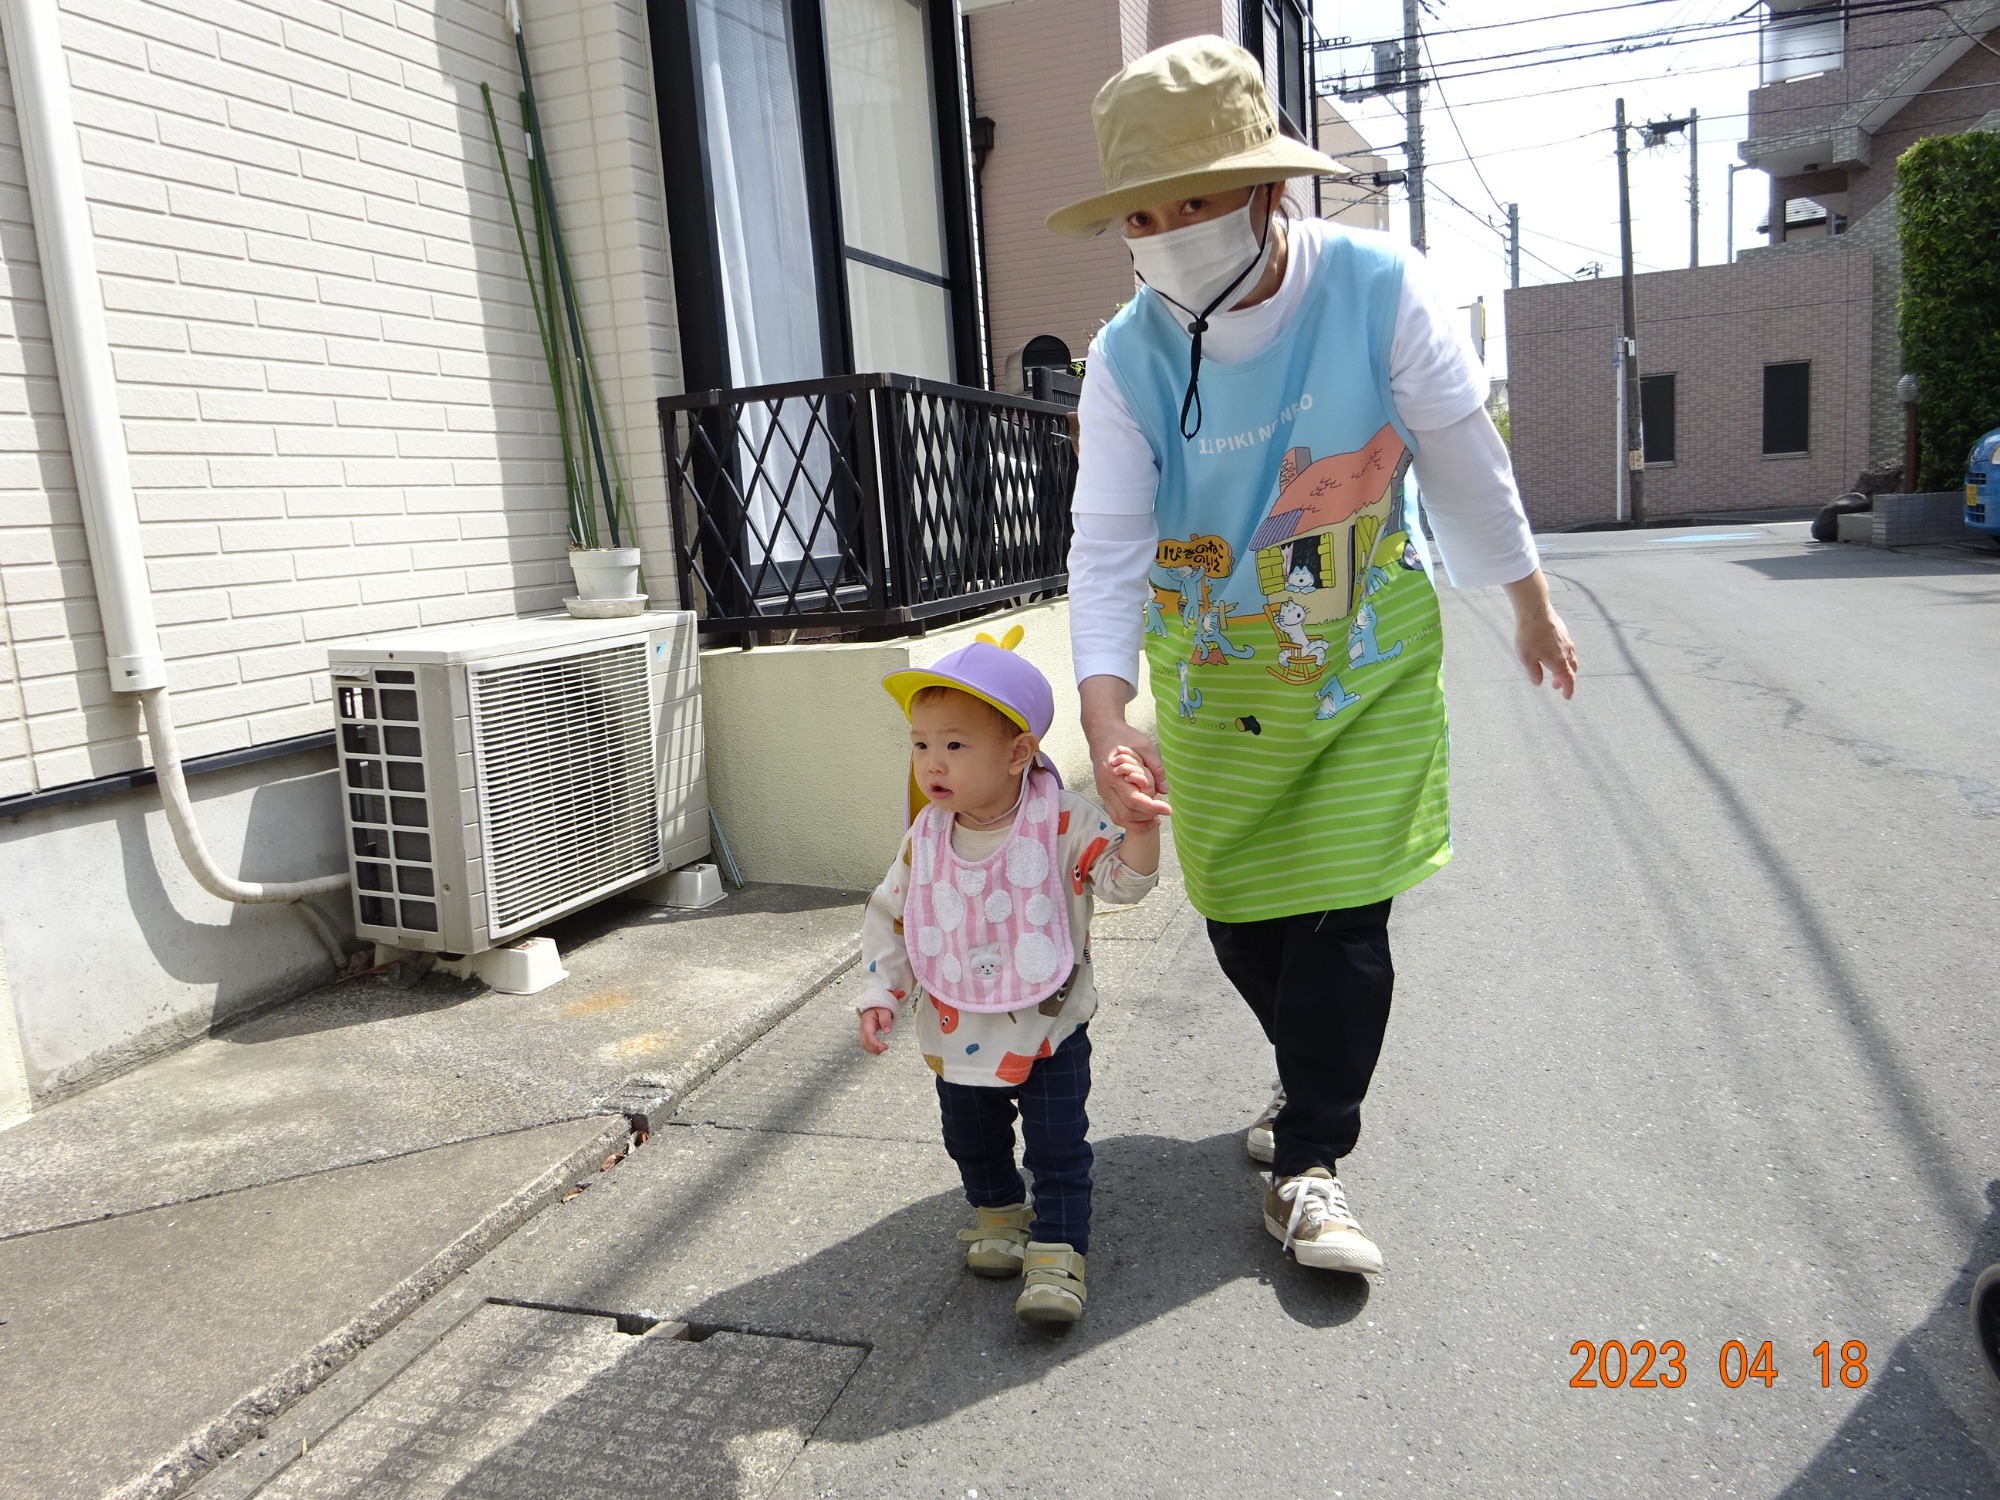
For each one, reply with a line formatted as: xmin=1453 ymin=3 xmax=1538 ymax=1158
xmin=1105 ymin=747 xmax=1161 ymax=827
xmin=858 ymin=1006 xmax=895 ymax=1055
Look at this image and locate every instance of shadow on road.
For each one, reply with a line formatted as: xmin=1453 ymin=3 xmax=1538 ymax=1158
xmin=665 ymin=1128 xmax=1368 ymax=1443
xmin=1774 ymin=1181 xmax=2000 ymax=1497
xmin=1556 ymin=573 xmax=1979 ymax=1233
xmin=1731 ymin=550 xmax=2000 ymax=584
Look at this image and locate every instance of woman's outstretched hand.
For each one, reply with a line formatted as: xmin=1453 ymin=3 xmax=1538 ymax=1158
xmin=1503 ymin=568 xmax=1579 ymax=700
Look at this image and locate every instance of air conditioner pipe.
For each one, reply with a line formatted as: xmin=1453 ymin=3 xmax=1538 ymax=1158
xmin=2 ymin=0 xmax=349 ymax=969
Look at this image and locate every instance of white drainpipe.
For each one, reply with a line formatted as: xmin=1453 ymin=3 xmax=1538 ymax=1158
xmin=1 ymin=0 xmax=348 ymax=963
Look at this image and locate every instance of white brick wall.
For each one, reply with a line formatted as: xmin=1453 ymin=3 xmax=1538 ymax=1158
xmin=0 ymin=0 xmax=679 ymax=798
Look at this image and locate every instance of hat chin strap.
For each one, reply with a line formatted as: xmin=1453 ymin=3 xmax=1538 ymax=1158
xmin=954 ymin=764 xmax=1034 ymax=831
xmin=1142 ymin=188 xmax=1276 ymax=442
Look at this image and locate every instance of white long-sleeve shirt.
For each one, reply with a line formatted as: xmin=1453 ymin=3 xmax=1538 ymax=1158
xmin=1067 ymin=218 xmax=1538 ymax=687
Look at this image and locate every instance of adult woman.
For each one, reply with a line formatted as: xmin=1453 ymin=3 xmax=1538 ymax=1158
xmin=1050 ymin=37 xmax=1578 ymax=1274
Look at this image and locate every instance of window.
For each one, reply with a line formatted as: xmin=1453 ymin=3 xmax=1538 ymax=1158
xmin=688 ymin=0 xmax=826 ymax=388
xmin=1244 ymin=0 xmax=1312 ymax=140
xmin=652 ymin=0 xmax=980 ymax=598
xmin=1640 ymin=374 xmax=1676 ymax=464
xmin=826 ymin=0 xmax=955 ymax=381
xmin=1760 ymin=1 xmax=1844 ymax=86
xmin=1762 ymin=362 xmax=1811 ymax=454
xmin=652 ymin=0 xmax=977 ymax=392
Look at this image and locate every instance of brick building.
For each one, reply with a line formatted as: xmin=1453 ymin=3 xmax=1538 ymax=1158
xmin=1507 ymin=255 xmax=1874 ymax=531
xmin=1505 ymin=0 xmax=2000 ymax=529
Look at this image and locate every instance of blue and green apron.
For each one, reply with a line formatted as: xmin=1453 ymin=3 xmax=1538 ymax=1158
xmin=1094 ymin=225 xmax=1450 ymax=922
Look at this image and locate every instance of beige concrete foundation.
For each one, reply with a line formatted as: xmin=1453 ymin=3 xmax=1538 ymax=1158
xmin=699 ymin=600 xmax=1156 ymax=890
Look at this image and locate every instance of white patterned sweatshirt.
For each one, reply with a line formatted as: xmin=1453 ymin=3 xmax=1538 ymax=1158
xmin=858 ymin=789 xmax=1158 ymax=1086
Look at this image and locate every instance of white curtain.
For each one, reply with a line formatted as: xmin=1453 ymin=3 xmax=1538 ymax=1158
xmin=695 ymin=0 xmax=832 ymax=573
xmin=825 ymin=0 xmax=954 ymax=380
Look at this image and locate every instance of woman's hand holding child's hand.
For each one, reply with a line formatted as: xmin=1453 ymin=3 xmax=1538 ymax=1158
xmin=1106 ymin=747 xmax=1161 ymax=828
xmin=859 ymin=1006 xmax=895 ymax=1055
xmin=1103 ymin=747 xmax=1163 ymax=877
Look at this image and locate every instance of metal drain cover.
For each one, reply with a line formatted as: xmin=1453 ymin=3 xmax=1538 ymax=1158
xmin=260 ymin=1304 xmax=863 ymax=1499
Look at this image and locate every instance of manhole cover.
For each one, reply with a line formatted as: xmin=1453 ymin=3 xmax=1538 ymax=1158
xmin=260 ymin=1304 xmax=863 ymax=1499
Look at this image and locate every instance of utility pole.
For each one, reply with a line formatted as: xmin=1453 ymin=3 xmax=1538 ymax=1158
xmin=1615 ymin=98 xmax=1646 ymax=526
xmin=1403 ymin=0 xmax=1425 ymax=251
xmin=1507 ymin=202 xmax=1520 ymax=288
xmin=1688 ymin=108 xmax=1700 ymax=267
xmin=1726 ymin=161 xmax=1752 ymax=264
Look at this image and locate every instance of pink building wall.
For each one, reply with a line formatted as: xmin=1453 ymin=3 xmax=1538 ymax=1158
xmin=968 ymin=0 xmax=1242 ymax=391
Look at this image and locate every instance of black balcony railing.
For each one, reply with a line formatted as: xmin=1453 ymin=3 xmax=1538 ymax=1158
xmin=660 ymin=373 xmax=1076 ymax=637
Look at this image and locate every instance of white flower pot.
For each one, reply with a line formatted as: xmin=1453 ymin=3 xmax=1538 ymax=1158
xmin=568 ymin=546 xmax=642 ymax=601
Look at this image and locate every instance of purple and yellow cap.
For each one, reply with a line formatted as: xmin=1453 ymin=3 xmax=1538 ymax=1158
xmin=882 ymin=625 xmax=1059 ymax=819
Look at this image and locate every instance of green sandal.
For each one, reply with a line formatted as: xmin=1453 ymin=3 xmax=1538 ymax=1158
xmin=958 ymin=1203 xmax=1033 ymax=1277
xmin=1014 ymin=1241 xmax=1086 ymax=1323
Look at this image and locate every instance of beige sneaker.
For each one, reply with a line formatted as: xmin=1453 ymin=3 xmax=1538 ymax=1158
xmin=957 ymin=1203 xmax=1033 ymax=1276
xmin=1014 ymin=1241 xmax=1086 ymax=1323
xmin=1246 ymin=1083 xmax=1284 ymax=1163
xmin=1263 ymin=1168 xmax=1384 ymax=1275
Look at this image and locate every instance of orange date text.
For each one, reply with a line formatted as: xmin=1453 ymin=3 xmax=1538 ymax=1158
xmin=1568 ymin=1338 xmax=1868 ymax=1389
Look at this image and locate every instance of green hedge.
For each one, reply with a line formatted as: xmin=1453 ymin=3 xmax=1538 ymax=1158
xmin=1898 ymin=131 xmax=2000 ymax=491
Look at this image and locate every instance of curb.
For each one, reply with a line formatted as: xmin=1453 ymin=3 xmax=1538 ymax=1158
xmin=111 ymin=1114 xmax=632 ymax=1500
xmin=597 ymin=938 xmax=861 ymax=1132
xmin=111 ymin=938 xmax=861 ymax=1500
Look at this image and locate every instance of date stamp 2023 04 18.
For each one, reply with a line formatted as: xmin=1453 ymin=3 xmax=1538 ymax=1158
xmin=1569 ymin=1339 xmax=1872 ymax=1391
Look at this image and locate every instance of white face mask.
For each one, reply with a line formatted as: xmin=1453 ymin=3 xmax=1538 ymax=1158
xmin=1125 ymin=193 xmax=1275 ymax=322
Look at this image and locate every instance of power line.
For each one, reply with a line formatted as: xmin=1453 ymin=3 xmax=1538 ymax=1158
xmin=1420 ymin=125 xmax=1607 ymax=172
xmin=1400 ymin=0 xmax=1952 ymax=77
xmin=1420 ymin=0 xmax=1741 ymax=42
xmin=1422 ymin=33 xmax=1509 ymax=219
xmin=1327 ymin=0 xmax=1968 ymax=99
xmin=1427 ymin=179 xmax=1624 ymax=281
xmin=1349 ymin=38 xmax=2000 ymax=116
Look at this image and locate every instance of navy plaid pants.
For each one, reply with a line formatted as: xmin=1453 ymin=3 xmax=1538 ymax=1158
xmin=934 ymin=1025 xmax=1092 ymax=1253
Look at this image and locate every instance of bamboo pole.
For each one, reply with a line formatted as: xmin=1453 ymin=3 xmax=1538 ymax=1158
xmin=510 ymin=3 xmax=620 ymax=547
xmin=479 ymin=82 xmax=589 ymax=546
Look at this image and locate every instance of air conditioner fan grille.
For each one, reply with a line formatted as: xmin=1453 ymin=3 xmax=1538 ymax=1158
xmin=470 ymin=643 xmax=660 ymax=932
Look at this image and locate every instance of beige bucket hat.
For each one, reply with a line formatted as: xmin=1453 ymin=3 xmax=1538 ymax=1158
xmin=1046 ymin=35 xmax=1348 ymax=239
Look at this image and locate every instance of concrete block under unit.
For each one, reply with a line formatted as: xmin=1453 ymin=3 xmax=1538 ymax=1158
xmin=1872 ymin=492 xmax=1966 ymax=547
xmin=425 ymin=936 xmax=570 ymax=994
xmin=1836 ymin=511 xmax=1873 ymax=542
xmin=628 ymin=862 xmax=725 ymax=909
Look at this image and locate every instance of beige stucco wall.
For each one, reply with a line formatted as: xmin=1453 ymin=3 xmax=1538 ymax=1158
xmin=0 ymin=932 xmax=27 ymax=1129
xmin=700 ymin=598 xmax=1156 ymax=890
xmin=971 ymin=0 xmax=1239 ymax=392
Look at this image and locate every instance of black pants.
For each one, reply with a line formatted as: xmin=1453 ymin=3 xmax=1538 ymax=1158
xmin=1206 ymin=900 xmax=1394 ymax=1179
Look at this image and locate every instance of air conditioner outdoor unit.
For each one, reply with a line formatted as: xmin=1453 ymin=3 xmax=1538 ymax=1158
xmin=328 ymin=611 xmax=708 ymax=956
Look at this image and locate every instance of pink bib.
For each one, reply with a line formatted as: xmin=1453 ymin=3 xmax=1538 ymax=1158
xmin=905 ymin=769 xmax=1077 ymax=1013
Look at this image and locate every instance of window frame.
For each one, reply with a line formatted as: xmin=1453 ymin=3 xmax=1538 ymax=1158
xmin=1242 ymin=0 xmax=1316 ymax=144
xmin=1639 ymin=372 xmax=1677 ymax=466
xmin=648 ymin=0 xmax=986 ymax=394
xmin=1761 ymin=360 xmax=1812 ymax=456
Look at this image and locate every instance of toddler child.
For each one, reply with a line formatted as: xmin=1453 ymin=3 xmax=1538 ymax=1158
xmin=858 ymin=632 xmax=1160 ymax=1324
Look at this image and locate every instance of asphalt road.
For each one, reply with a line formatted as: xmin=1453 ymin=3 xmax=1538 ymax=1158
xmin=222 ymin=522 xmax=2000 ymax=1500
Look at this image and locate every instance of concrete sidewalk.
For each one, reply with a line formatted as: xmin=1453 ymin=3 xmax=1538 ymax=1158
xmin=185 ymin=836 xmax=1198 ymax=1500
xmin=0 ymin=882 xmax=864 ymax=1500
